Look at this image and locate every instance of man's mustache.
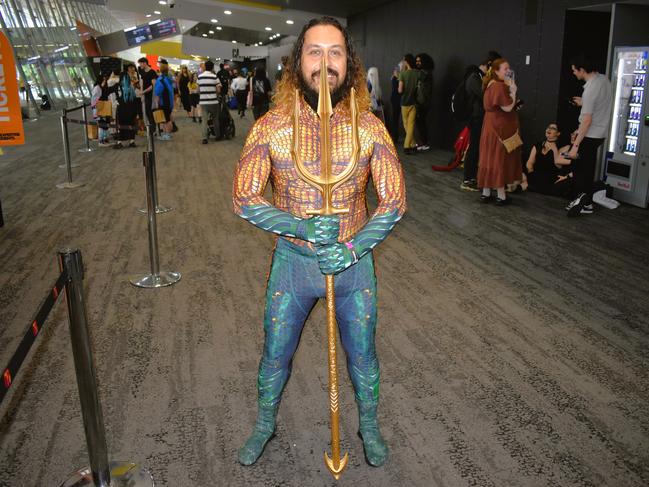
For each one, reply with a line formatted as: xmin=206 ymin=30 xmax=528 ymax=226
xmin=311 ymin=68 xmax=339 ymax=81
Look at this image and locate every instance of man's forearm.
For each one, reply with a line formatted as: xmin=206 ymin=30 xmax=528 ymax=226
xmin=238 ymin=203 xmax=308 ymax=239
xmin=348 ymin=209 xmax=402 ymax=259
xmin=575 ymin=117 xmax=592 ymax=147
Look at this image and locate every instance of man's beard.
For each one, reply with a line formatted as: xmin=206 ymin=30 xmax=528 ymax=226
xmin=298 ymin=67 xmax=348 ymax=112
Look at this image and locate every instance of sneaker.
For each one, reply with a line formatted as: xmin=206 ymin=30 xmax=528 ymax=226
xmin=404 ymin=147 xmax=417 ymax=155
xmin=202 ymin=139 xmax=208 ymax=144
xmin=416 ymin=144 xmax=430 ymax=151
xmin=112 ymin=142 xmax=123 ymax=149
xmin=566 ymin=193 xmax=587 ymax=216
xmin=460 ymin=180 xmax=479 ymax=192
xmin=580 ymin=204 xmax=594 ymax=214
xmin=98 ymin=141 xmax=112 ymax=147
xmin=128 ymin=141 xmax=136 ymax=148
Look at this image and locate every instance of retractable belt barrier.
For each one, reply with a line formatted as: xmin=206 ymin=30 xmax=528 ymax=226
xmin=1 ymin=271 xmax=67 ymax=404
xmin=63 ymin=116 xmax=139 ymax=132
xmin=0 ymin=249 xmax=154 ymax=487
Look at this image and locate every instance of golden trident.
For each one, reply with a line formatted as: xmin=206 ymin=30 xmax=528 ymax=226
xmin=291 ymin=57 xmax=361 ymax=480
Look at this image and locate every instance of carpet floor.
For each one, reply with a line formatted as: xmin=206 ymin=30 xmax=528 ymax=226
xmin=1 ymin=109 xmax=648 ymax=487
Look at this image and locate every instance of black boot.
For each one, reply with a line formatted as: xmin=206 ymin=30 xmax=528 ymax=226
xmin=357 ymin=402 xmax=388 ymax=467
xmin=238 ymin=404 xmax=278 ymax=465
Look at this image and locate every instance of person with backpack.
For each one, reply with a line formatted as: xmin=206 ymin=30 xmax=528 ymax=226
xmin=415 ymin=53 xmax=434 ymax=151
xmin=458 ymin=51 xmax=501 ymax=191
xmin=154 ymin=59 xmax=175 ymax=141
xmin=250 ymin=67 xmax=272 ymax=120
xmin=398 ymin=53 xmax=420 ymax=155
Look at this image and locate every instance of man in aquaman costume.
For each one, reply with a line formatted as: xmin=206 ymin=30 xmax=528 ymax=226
xmin=233 ymin=17 xmax=406 ymax=467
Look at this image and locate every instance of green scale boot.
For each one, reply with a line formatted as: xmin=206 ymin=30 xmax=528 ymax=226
xmin=238 ymin=405 xmax=278 ymax=465
xmin=357 ymin=402 xmax=389 ymax=467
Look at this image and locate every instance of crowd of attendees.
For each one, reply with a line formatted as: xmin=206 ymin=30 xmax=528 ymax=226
xmin=90 ymin=57 xmax=274 ymax=147
xmin=368 ymin=50 xmax=614 ymax=216
xmin=91 ymin=45 xmax=614 ymax=217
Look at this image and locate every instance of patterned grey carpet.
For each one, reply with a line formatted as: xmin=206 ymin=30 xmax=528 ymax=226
xmin=0 ymin=109 xmax=648 ymax=487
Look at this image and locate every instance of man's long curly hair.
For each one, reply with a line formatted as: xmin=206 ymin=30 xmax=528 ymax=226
xmin=272 ymin=17 xmax=370 ymax=114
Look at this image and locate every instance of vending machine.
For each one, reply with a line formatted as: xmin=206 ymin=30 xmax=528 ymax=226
xmin=605 ymin=47 xmax=649 ymax=208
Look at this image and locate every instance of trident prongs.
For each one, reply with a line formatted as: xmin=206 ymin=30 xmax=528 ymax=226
xmin=291 ymin=57 xmax=361 ymax=216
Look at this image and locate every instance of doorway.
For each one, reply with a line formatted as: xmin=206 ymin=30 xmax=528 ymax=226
xmin=557 ymin=7 xmax=611 ymax=141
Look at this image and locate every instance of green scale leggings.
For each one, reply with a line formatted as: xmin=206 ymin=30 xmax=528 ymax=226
xmin=258 ymin=237 xmax=380 ymax=409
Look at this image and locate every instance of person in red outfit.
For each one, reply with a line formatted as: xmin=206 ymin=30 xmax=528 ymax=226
xmin=477 ymin=58 xmax=522 ymax=205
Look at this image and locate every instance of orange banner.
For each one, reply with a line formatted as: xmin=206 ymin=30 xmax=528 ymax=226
xmin=0 ymin=31 xmax=25 ymax=146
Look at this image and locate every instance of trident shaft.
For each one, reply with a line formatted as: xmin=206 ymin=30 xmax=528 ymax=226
xmin=291 ymin=57 xmax=361 ymax=480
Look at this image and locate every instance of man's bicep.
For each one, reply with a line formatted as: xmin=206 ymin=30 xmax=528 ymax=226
xmin=233 ymin=126 xmax=272 ymax=214
xmin=370 ymin=123 xmax=407 ymax=216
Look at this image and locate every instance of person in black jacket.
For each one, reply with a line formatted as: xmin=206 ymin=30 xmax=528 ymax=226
xmin=114 ymin=64 xmax=140 ymax=149
xmin=461 ymin=51 xmax=501 ymax=191
xmin=415 ymin=53 xmax=434 ymax=151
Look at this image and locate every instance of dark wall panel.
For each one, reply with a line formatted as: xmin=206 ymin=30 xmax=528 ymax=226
xmin=349 ymin=0 xmax=611 ymax=149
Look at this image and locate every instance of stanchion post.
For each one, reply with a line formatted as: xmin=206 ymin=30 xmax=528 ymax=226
xmin=78 ymin=103 xmax=93 ymax=153
xmin=58 ymin=249 xmax=110 ymax=487
xmin=138 ymin=128 xmax=172 ymax=214
xmin=129 ymin=152 xmax=181 ymax=288
xmin=57 ymin=111 xmax=83 ymax=189
xmin=59 ymin=248 xmax=156 ymax=487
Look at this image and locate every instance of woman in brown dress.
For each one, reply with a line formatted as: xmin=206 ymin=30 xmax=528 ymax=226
xmin=478 ymin=58 xmax=522 ymax=205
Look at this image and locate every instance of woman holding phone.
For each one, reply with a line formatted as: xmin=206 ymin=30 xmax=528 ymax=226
xmin=477 ymin=58 xmax=522 ymax=205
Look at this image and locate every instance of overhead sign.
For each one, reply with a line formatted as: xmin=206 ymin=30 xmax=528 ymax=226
xmin=124 ymin=19 xmax=179 ymax=47
xmin=0 ymin=31 xmax=24 ymax=146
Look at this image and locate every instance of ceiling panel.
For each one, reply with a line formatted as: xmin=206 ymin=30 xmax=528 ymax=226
xmin=236 ymin=0 xmax=393 ymax=17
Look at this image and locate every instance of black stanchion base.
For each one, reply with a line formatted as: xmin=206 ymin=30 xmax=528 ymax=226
xmin=59 ymin=163 xmax=81 ymax=169
xmin=78 ymin=147 xmax=94 ymax=153
xmin=60 ymin=461 xmax=154 ymax=487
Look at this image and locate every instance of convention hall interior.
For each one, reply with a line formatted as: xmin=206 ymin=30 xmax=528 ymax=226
xmin=1 ymin=0 xmax=648 ymax=486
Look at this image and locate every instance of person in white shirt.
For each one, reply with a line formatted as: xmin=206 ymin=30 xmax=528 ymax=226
xmin=197 ymin=60 xmax=221 ymax=144
xmin=231 ymin=73 xmax=248 ymax=118
xmin=565 ymin=54 xmax=612 ymax=216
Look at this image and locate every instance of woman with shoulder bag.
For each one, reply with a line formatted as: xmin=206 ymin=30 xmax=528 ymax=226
xmin=477 ymin=58 xmax=522 ymax=205
xmin=92 ymin=74 xmax=114 ymax=147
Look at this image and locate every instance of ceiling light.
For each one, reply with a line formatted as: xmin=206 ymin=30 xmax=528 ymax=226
xmin=211 ymin=18 xmax=218 ymax=23
xmin=158 ymin=1 xmax=167 ymax=4
xmin=70 ymin=26 xmax=77 ymax=30
xmin=265 ymin=27 xmax=271 ymax=31
xmin=209 ymin=30 xmax=214 ymax=34
xmin=149 ymin=19 xmax=161 ymax=25
xmin=153 ymin=10 xmax=161 ymax=14
xmin=216 ymin=26 xmax=222 ymax=30
xmin=202 ymin=33 xmax=207 ymax=37
xmin=145 ymin=14 xmax=151 ymax=18
xmin=268 ymin=35 xmax=273 ymax=39
xmin=232 ymin=40 xmax=237 ymax=43
xmin=286 ymin=20 xmax=294 ymax=25
xmin=124 ymin=26 xmax=136 ymax=32
xmin=224 ymin=10 xmax=232 ymax=15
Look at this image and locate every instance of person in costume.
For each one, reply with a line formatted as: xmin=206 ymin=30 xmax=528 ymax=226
xmin=233 ymin=16 xmax=406 ymax=468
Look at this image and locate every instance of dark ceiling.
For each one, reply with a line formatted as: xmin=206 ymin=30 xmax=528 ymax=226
xmin=188 ymin=23 xmax=286 ymax=46
xmin=242 ymin=0 xmax=393 ymax=18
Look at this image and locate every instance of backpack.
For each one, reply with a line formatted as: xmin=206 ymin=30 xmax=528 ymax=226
xmin=451 ymin=76 xmax=471 ymax=122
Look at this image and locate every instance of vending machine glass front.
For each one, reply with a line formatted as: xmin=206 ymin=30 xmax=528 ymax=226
xmin=609 ymin=49 xmax=647 ymax=156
